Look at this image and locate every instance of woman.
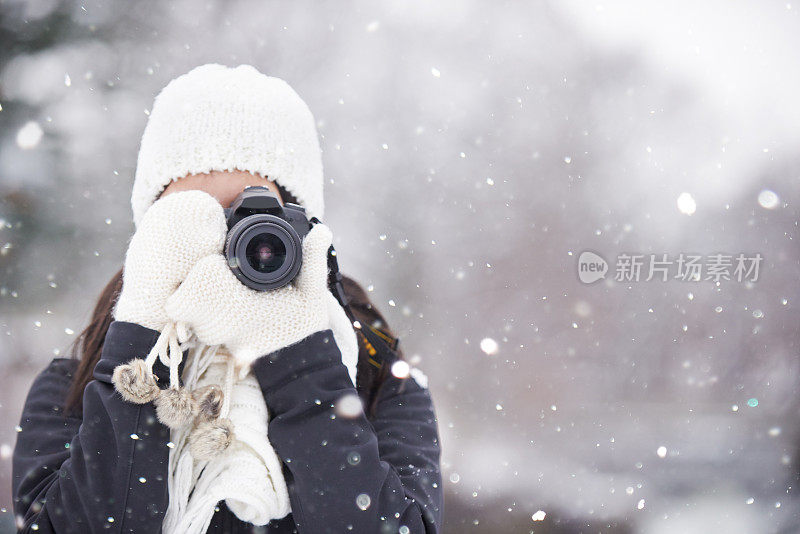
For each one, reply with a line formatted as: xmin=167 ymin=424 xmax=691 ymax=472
xmin=12 ymin=64 xmax=443 ymax=533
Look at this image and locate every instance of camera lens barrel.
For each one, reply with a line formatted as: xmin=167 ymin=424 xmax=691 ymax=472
xmin=224 ymin=213 xmax=303 ymax=290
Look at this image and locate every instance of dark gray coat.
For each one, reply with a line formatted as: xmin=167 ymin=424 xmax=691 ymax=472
xmin=12 ymin=321 xmax=443 ymax=533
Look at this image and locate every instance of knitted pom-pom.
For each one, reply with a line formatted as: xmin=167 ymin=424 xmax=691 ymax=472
xmin=188 ymin=418 xmax=234 ymax=461
xmin=112 ymin=359 xmax=160 ymax=404
xmin=155 ymin=387 xmax=196 ymax=429
xmin=191 ymin=385 xmax=224 ymax=423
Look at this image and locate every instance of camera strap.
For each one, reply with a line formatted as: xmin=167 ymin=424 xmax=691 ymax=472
xmin=309 ymin=217 xmax=401 ymax=371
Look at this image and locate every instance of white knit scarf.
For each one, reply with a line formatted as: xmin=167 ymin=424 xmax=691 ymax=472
xmin=161 ymin=324 xmax=359 ymax=533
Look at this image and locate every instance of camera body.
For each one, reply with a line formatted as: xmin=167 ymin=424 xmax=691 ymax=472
xmin=223 ymin=186 xmax=311 ymax=290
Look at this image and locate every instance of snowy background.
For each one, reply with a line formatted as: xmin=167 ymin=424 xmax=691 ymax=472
xmin=1 ymin=1 xmax=800 ymax=532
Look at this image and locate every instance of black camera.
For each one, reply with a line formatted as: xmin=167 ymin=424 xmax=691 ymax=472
xmin=223 ymin=186 xmax=312 ymax=290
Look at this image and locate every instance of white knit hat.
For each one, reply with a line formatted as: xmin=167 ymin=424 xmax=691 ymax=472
xmin=131 ymin=63 xmax=324 ymax=226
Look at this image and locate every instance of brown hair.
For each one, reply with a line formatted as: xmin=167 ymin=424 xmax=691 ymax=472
xmin=65 ymin=184 xmax=400 ymax=417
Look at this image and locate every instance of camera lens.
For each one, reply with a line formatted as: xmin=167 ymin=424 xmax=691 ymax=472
xmin=224 ymin=213 xmax=303 ymax=290
xmin=244 ymin=232 xmax=286 ymax=273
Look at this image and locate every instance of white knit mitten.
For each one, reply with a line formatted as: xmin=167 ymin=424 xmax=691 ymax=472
xmin=113 ymin=189 xmax=227 ymax=330
xmin=164 ymin=223 xmax=345 ymax=378
xmin=111 ymin=190 xmax=228 ymax=430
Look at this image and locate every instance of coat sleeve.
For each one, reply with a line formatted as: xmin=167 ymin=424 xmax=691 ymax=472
xmin=252 ymin=329 xmax=444 ymax=534
xmin=12 ymin=321 xmax=175 ymax=534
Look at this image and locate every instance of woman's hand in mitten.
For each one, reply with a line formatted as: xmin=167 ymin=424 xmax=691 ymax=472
xmin=164 ymin=222 xmax=336 ymax=375
xmin=113 ymin=190 xmax=227 ymax=331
